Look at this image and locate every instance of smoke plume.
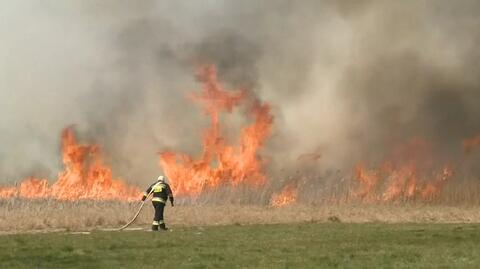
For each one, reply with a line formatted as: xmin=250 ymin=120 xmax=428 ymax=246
xmin=1 ymin=0 xmax=480 ymax=190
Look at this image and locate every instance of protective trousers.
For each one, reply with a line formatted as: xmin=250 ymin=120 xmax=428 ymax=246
xmin=152 ymin=201 xmax=165 ymax=230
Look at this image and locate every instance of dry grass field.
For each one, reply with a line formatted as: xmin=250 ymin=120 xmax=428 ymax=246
xmin=2 ymin=198 xmax=480 ymax=233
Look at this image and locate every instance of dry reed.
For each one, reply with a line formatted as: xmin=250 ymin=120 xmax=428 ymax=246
xmin=2 ymin=198 xmax=480 ymax=234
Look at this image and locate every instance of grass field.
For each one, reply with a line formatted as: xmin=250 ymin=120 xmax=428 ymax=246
xmin=1 ymin=223 xmax=480 ymax=268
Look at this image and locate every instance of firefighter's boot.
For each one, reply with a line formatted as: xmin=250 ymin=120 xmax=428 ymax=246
xmin=159 ymin=223 xmax=168 ymax=230
xmin=152 ymin=221 xmax=159 ymax=231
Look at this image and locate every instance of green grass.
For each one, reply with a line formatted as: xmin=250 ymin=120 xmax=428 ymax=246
xmin=1 ymin=223 xmax=480 ymax=268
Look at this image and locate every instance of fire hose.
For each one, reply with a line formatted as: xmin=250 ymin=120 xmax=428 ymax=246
xmin=117 ymin=189 xmax=154 ymax=231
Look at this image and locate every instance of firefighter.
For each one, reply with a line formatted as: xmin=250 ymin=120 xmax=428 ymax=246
xmin=142 ymin=175 xmax=174 ymax=231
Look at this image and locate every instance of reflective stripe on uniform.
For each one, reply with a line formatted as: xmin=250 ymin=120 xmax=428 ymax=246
xmin=152 ymin=183 xmax=165 ymax=193
xmin=152 ymin=197 xmax=166 ymax=203
xmin=152 ymin=221 xmax=159 ymax=225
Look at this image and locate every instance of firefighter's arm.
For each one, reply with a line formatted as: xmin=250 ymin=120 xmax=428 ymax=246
xmin=167 ymin=184 xmax=174 ymax=206
xmin=141 ymin=185 xmax=153 ymax=201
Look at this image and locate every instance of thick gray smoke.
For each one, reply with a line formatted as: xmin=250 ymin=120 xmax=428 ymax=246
xmin=1 ymin=0 xmax=480 ymax=187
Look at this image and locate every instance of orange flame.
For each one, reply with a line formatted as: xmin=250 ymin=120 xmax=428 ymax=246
xmin=271 ymin=184 xmax=298 ymax=207
xmin=354 ymin=163 xmax=380 ymax=202
xmin=420 ymin=165 xmax=453 ymax=200
xmin=0 ymin=186 xmax=17 ymax=198
xmin=159 ymin=65 xmax=273 ymax=196
xmin=353 ymin=138 xmax=453 ymax=202
xmin=0 ymin=127 xmax=141 ymax=201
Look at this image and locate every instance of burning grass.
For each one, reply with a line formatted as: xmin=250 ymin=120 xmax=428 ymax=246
xmin=0 ymin=127 xmax=140 ymax=201
xmin=2 ymin=65 xmax=480 ymax=234
xmin=2 ymin=65 xmax=480 ymax=210
xmin=159 ymin=65 xmax=273 ymax=196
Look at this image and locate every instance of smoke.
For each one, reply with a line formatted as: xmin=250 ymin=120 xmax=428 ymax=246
xmin=331 ymin=0 xmax=480 ymax=166
xmin=1 ymin=0 xmax=480 ymax=187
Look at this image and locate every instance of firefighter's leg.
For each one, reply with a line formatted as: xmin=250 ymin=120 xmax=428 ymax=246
xmin=152 ymin=201 xmax=161 ymax=231
xmin=158 ymin=203 xmax=168 ymax=230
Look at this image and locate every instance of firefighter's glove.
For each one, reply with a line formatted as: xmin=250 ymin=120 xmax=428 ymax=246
xmin=169 ymin=197 xmax=174 ymax=207
xmin=141 ymin=195 xmax=147 ymax=202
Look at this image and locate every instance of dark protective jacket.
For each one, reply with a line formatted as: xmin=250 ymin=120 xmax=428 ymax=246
xmin=143 ymin=181 xmax=174 ymax=204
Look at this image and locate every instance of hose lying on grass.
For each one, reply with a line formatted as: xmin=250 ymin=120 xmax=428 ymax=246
xmin=117 ymin=189 xmax=154 ymax=231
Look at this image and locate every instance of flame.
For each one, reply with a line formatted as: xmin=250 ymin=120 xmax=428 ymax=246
xmin=0 ymin=127 xmax=140 ymax=200
xmin=0 ymin=186 xmax=17 ymax=198
xmin=159 ymin=65 xmax=273 ymax=196
xmin=463 ymin=134 xmax=480 ymax=154
xmin=354 ymin=163 xmax=380 ymax=201
xmin=353 ymin=138 xmax=453 ymax=202
xmin=271 ymin=183 xmax=298 ymax=207
xmin=420 ymin=165 xmax=453 ymax=200
xmin=381 ymin=162 xmax=418 ymax=202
